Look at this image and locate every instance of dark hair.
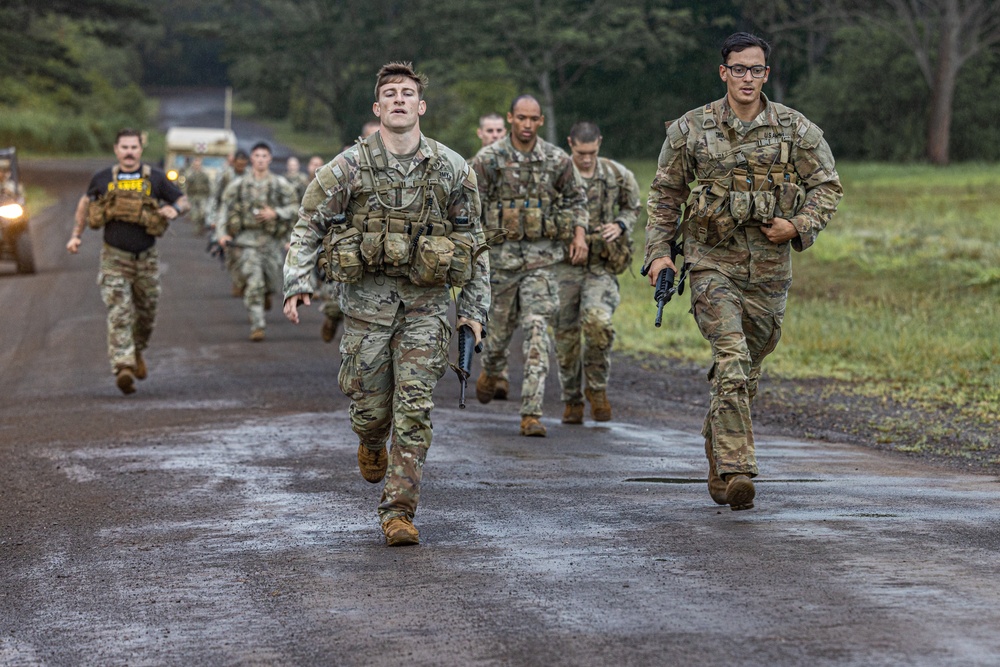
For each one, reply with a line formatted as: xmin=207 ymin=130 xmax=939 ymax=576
xmin=568 ymin=121 xmax=601 ymax=144
xmin=115 ymin=128 xmax=142 ymax=145
xmin=250 ymin=141 xmax=272 ymax=154
xmin=509 ymin=95 xmax=541 ymax=114
xmin=721 ymin=32 xmax=771 ymax=63
xmin=234 ymin=150 xmax=250 ymax=161
xmin=374 ymin=61 xmax=429 ymax=100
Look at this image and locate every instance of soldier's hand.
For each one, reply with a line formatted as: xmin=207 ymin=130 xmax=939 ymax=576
xmin=569 ymin=227 xmax=589 ymax=265
xmin=66 ymin=236 xmax=82 ymax=254
xmin=600 ymin=222 xmax=623 ymax=243
xmin=646 ymin=256 xmax=677 ymax=287
xmin=762 ymin=216 xmax=798 ymax=244
xmin=255 ymin=206 xmax=277 ymax=222
xmin=218 ymin=234 xmax=233 ymax=248
xmin=457 ymin=317 xmax=482 ymax=347
xmin=158 ymin=205 xmax=179 ymax=221
xmin=283 ymin=293 xmax=311 ymax=324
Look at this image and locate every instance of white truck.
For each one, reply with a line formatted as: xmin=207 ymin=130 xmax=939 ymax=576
xmin=163 ymin=127 xmax=238 ymax=188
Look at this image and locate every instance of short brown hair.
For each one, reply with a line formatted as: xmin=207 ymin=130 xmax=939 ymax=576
xmin=374 ymin=61 xmax=429 ymax=100
xmin=115 ymin=128 xmax=142 ymax=145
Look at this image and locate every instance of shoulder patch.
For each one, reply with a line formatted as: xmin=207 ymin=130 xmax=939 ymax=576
xmin=795 ymin=119 xmax=824 ymax=150
xmin=315 ymin=161 xmax=346 ymax=195
xmin=665 ymin=118 xmax=689 ymax=150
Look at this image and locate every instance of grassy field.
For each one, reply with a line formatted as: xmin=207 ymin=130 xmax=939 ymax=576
xmin=617 ymin=159 xmax=1000 ymax=437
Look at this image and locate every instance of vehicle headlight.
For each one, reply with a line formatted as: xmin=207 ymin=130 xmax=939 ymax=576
xmin=167 ymin=170 xmax=179 ymax=181
xmin=0 ymin=203 xmax=24 ymax=220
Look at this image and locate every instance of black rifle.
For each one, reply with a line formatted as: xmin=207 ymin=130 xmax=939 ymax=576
xmin=641 ymin=240 xmax=684 ymax=327
xmin=455 ymin=324 xmax=486 ymax=409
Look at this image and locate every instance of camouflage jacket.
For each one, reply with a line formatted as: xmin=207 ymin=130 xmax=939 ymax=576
xmin=469 ymin=136 xmax=588 ymax=272
xmin=575 ymin=157 xmax=641 ymax=271
xmin=645 ymin=94 xmax=843 ymax=283
xmin=218 ymin=172 xmax=298 ymax=242
xmin=283 ymin=133 xmax=491 ymax=328
xmin=183 ymin=169 xmax=212 ymax=198
xmin=211 ymin=167 xmax=247 ymax=233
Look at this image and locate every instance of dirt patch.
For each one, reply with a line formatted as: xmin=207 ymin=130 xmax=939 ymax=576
xmin=614 ymin=351 xmax=1000 ymax=473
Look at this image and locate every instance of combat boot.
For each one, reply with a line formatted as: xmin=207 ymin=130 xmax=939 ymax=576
xmin=476 ymin=371 xmax=498 ymax=404
xmin=724 ymin=474 xmax=756 ymax=511
xmin=494 ymin=377 xmax=510 ymax=400
xmin=357 ymin=443 xmax=388 ymax=483
xmin=264 ymin=293 xmax=272 ymax=311
xmin=520 ymin=416 xmax=547 ymax=437
xmin=321 ymin=315 xmax=341 ymax=343
xmin=249 ymin=328 xmax=265 ymax=342
xmin=382 ymin=516 xmax=419 ymax=546
xmin=115 ymin=367 xmax=136 ymax=395
xmin=562 ymin=402 xmax=584 ymax=425
xmin=585 ymin=388 xmax=612 ymax=422
xmin=134 ymin=351 xmax=147 ymax=380
xmin=705 ymin=439 xmax=728 ymax=505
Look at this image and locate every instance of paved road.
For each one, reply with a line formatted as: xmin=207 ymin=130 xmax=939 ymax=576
xmin=1 ymin=163 xmax=999 ymax=666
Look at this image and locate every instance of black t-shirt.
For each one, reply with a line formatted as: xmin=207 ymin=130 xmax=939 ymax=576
xmin=87 ymin=164 xmax=183 ymax=253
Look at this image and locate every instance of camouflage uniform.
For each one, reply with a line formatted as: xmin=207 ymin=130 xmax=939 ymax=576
xmin=85 ymin=163 xmax=183 ymax=376
xmin=213 ymin=166 xmax=248 ymax=294
xmin=284 ymin=132 xmax=490 ymax=525
xmin=469 ymin=136 xmax=588 ymax=418
xmin=288 ymin=171 xmax=310 ymax=203
xmin=219 ymin=173 xmax=298 ymax=334
xmin=182 ymin=167 xmax=212 ymax=233
xmin=552 ymin=157 xmax=640 ymax=405
xmin=645 ymin=94 xmax=842 ymax=477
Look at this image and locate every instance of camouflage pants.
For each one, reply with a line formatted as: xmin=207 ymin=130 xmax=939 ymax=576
xmin=187 ymin=196 xmax=210 ymax=231
xmin=98 ymin=244 xmax=160 ymax=374
xmin=236 ymin=235 xmax=282 ymax=331
xmin=551 ymin=262 xmax=620 ymax=403
xmin=338 ymin=311 xmax=450 ymax=523
xmin=482 ymin=266 xmax=559 ymax=417
xmin=224 ymin=244 xmax=246 ymax=295
xmin=689 ymin=270 xmax=789 ymax=478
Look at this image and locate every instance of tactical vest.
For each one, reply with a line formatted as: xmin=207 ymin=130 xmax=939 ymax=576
xmin=226 ymin=177 xmax=278 ymax=236
xmin=483 ymin=142 xmax=574 ymax=243
xmin=581 ymin=159 xmax=633 ymax=275
xmin=319 ymin=135 xmax=479 ymax=289
xmin=673 ymin=99 xmax=809 ymax=246
xmin=87 ymin=164 xmax=169 ymax=236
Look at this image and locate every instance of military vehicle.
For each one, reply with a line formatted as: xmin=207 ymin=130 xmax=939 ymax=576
xmin=0 ymin=147 xmax=35 ymax=274
xmin=163 ymin=127 xmax=238 ymax=188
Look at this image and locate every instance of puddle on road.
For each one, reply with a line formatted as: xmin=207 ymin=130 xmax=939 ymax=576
xmin=624 ymin=477 xmax=826 ymax=484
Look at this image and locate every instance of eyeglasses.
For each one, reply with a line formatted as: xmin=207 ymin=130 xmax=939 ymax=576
xmin=722 ymin=64 xmax=768 ymax=78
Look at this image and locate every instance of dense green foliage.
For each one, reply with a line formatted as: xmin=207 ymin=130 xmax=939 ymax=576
xmin=0 ymin=1 xmax=155 ymax=153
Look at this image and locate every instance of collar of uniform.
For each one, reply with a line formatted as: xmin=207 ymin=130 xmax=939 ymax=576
xmin=502 ymin=135 xmax=548 ymax=162
xmin=372 ymin=132 xmax=431 ymax=175
xmin=719 ymin=93 xmax=773 ymax=133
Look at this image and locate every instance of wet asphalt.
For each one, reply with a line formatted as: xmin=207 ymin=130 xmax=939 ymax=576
xmin=1 ymin=160 xmax=999 ymax=667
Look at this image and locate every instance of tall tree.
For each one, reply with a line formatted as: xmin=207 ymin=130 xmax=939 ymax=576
xmin=425 ymin=0 xmax=691 ymax=143
xmin=842 ymin=0 xmax=1000 ymax=164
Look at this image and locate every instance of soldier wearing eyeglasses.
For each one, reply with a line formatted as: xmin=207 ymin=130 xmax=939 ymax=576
xmin=644 ymin=32 xmax=842 ymax=511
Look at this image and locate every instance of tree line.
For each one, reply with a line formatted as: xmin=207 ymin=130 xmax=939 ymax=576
xmin=2 ymin=1 xmax=999 ymax=164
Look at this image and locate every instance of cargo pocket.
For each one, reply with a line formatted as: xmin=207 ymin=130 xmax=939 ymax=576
xmin=337 ymin=330 xmax=365 ymax=398
xmin=360 ymin=231 xmax=385 ymax=272
xmin=320 ymin=226 xmax=363 ymax=283
xmin=409 ymin=234 xmax=454 ymax=287
xmin=752 ymin=191 xmax=776 ymax=221
xmin=522 ymin=207 xmax=543 ymax=240
xmin=729 ymin=191 xmax=751 ymax=223
xmin=502 ymin=204 xmax=523 ymax=241
xmin=383 ymin=231 xmax=410 ymax=277
xmin=447 ymin=231 xmax=475 ymax=287
xmin=777 ymin=181 xmax=805 ymax=217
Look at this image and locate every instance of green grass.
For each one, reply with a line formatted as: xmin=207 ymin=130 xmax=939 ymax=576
xmin=615 ymin=159 xmax=1000 ymax=426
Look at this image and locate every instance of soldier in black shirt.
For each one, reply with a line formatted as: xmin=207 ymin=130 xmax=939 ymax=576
xmin=67 ymin=129 xmax=188 ymax=395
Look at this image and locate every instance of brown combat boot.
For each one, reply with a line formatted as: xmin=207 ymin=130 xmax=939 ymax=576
xmin=357 ymin=443 xmax=388 ymax=483
xmin=382 ymin=516 xmax=420 ymax=546
xmin=249 ymin=329 xmax=265 ymax=342
xmin=321 ymin=315 xmax=341 ymax=343
xmin=494 ymin=377 xmax=509 ymax=400
xmin=705 ymin=438 xmax=728 ymax=505
xmin=115 ymin=367 xmax=136 ymax=395
xmin=476 ymin=371 xmax=498 ymax=404
xmin=585 ymin=388 xmax=612 ymax=422
xmin=520 ymin=416 xmax=547 ymax=437
xmin=134 ymin=351 xmax=147 ymax=380
xmin=724 ymin=474 xmax=756 ymax=511
xmin=562 ymin=402 xmax=584 ymax=424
